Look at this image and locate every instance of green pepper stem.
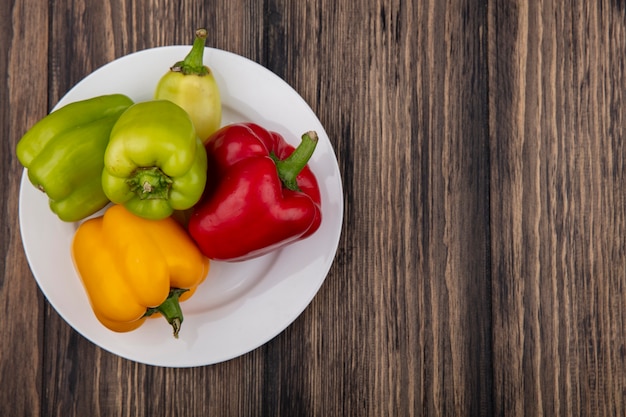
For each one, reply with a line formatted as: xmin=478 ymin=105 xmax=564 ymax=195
xmin=145 ymin=288 xmax=189 ymax=338
xmin=273 ymin=131 xmax=318 ymax=191
xmin=172 ymin=28 xmax=209 ymax=76
xmin=126 ymin=167 xmax=173 ymax=200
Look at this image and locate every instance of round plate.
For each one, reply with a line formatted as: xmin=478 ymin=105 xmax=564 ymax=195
xmin=18 ymin=46 xmax=343 ymax=367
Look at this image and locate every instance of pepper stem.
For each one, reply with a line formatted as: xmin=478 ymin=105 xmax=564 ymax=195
xmin=145 ymin=288 xmax=189 ymax=338
xmin=171 ymin=28 xmax=209 ymax=76
xmin=126 ymin=167 xmax=173 ymax=200
xmin=273 ymin=131 xmax=318 ymax=191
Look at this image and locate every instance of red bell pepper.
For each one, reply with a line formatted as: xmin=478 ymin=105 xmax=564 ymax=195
xmin=188 ymin=122 xmax=322 ymax=261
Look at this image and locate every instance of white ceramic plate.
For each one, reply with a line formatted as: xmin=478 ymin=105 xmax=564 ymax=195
xmin=18 ymin=46 xmax=343 ymax=367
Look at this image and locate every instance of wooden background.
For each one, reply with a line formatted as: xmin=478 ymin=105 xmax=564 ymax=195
xmin=1 ymin=0 xmax=625 ymax=415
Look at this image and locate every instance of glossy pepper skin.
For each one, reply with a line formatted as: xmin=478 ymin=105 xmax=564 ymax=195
xmin=72 ymin=204 xmax=210 ymax=337
xmin=102 ymin=100 xmax=208 ymax=220
xmin=154 ymin=28 xmax=222 ymax=142
xmin=16 ymin=94 xmax=133 ymax=221
xmin=188 ymin=123 xmax=322 ymax=261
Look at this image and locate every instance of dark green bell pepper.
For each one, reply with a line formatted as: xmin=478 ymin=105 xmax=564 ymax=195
xmin=101 ymin=100 xmax=208 ymax=220
xmin=16 ymin=94 xmax=134 ymax=222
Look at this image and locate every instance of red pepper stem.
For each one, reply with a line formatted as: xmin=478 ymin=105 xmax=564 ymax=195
xmin=145 ymin=288 xmax=189 ymax=338
xmin=274 ymin=130 xmax=318 ymax=191
xmin=274 ymin=131 xmax=318 ymax=191
xmin=172 ymin=28 xmax=209 ymax=76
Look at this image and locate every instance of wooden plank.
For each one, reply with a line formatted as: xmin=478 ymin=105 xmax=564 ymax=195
xmin=0 ymin=0 xmax=48 ymax=416
xmin=488 ymin=0 xmax=626 ymax=415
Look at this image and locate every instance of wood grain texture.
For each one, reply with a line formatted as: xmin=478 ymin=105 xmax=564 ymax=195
xmin=1 ymin=0 xmax=625 ymax=416
xmin=1 ymin=0 xmax=48 ymax=415
xmin=489 ymin=0 xmax=626 ymax=415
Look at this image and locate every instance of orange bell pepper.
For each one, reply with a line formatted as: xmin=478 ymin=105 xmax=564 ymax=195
xmin=71 ymin=204 xmax=209 ymax=337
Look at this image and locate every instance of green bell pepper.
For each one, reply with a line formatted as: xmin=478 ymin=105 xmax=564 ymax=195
xmin=101 ymin=100 xmax=207 ymax=220
xmin=16 ymin=94 xmax=134 ymax=222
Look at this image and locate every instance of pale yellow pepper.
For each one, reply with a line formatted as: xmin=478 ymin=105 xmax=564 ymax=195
xmin=154 ymin=28 xmax=222 ymax=142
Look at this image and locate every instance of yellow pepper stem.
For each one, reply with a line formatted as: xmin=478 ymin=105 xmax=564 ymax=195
xmin=172 ymin=28 xmax=209 ymax=76
xmin=145 ymin=288 xmax=189 ymax=338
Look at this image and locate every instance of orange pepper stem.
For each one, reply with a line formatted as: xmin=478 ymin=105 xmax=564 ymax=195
xmin=145 ymin=288 xmax=189 ymax=338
